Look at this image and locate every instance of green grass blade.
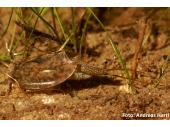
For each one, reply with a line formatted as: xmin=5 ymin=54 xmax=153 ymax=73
xmin=23 ymin=8 xmax=45 ymax=57
xmin=0 ymin=8 xmax=14 ymax=38
xmin=53 ymin=8 xmax=68 ymax=40
xmin=88 ymin=8 xmax=134 ymax=93
xmin=71 ymin=8 xmax=77 ymax=52
xmin=8 ymin=24 xmax=16 ymax=56
xmin=31 ymin=7 xmax=59 ymax=38
xmin=87 ymin=8 xmax=131 ymax=82
xmin=58 ymin=32 xmax=73 ymax=51
xmin=0 ymin=54 xmax=11 ymax=62
xmin=79 ymin=11 xmax=91 ymax=56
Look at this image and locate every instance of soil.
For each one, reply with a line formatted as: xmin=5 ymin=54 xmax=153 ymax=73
xmin=0 ymin=8 xmax=170 ymax=120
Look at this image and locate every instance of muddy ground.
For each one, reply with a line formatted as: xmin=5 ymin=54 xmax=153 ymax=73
xmin=0 ymin=8 xmax=170 ymax=120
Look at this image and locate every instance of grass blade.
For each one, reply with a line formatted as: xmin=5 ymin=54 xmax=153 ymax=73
xmin=0 ymin=8 xmax=14 ymax=38
xmin=53 ymin=8 xmax=68 ymax=40
xmin=31 ymin=7 xmax=59 ymax=39
xmin=88 ymin=8 xmax=133 ymax=93
xmin=79 ymin=10 xmax=91 ymax=56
